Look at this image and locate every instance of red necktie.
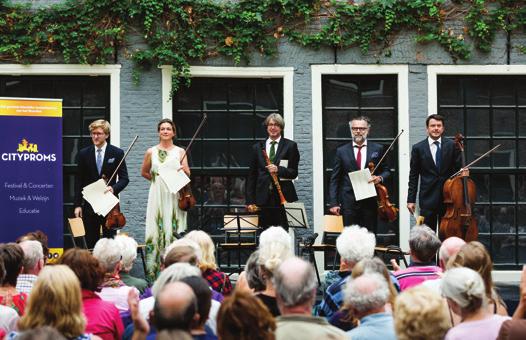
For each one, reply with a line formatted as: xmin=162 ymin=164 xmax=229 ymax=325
xmin=355 ymin=145 xmax=363 ymax=169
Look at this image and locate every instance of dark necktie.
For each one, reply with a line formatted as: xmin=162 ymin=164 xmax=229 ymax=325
xmin=269 ymin=141 xmax=277 ymax=163
xmin=355 ymin=145 xmax=364 ymax=169
xmin=434 ymin=141 xmax=441 ymax=170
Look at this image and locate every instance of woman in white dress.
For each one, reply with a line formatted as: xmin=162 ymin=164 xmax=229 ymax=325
xmin=141 ymin=119 xmax=190 ymax=281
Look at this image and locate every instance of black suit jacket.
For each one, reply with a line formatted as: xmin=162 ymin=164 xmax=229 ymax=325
xmin=329 ymin=141 xmax=390 ymax=211
xmin=74 ymin=144 xmax=129 ymax=207
xmin=407 ymin=138 xmax=461 ymax=210
xmin=246 ymin=138 xmax=300 ymax=206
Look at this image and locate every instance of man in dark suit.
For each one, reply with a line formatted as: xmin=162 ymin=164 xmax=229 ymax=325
xmin=329 ymin=116 xmax=390 ymax=233
xmin=246 ymin=113 xmax=300 ymax=229
xmin=74 ymin=119 xmax=129 ymax=248
xmin=407 ymin=114 xmax=462 ymax=232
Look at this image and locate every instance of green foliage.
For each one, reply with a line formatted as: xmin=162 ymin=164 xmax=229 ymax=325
xmin=2 ymin=0 xmax=526 ymax=92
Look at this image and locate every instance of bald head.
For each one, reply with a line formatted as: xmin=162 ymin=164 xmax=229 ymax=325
xmin=274 ymin=257 xmax=317 ymax=309
xmin=153 ymin=281 xmax=197 ymax=331
xmin=439 ymin=237 xmax=466 ymax=269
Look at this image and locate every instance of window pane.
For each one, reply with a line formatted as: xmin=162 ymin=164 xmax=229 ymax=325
xmin=438 ymin=76 xmax=463 ymax=105
xmin=63 ymin=108 xmax=81 ymax=135
xmin=519 ymin=235 xmax=526 ymax=263
xmin=492 ymin=77 xmax=515 ymax=105
xmin=186 ymin=140 xmax=202 ymax=168
xmin=324 ymin=110 xmax=354 ymax=139
xmin=205 ymin=177 xmax=228 ymax=206
xmin=82 ymin=109 xmax=107 ymax=134
xmin=190 ymin=175 xmax=206 ymax=205
xmin=229 ymin=112 xmax=254 ymax=138
xmin=229 ymin=82 xmax=253 ymax=111
xmin=440 ymin=108 xmax=463 ymax=136
xmin=324 ymin=78 xmax=359 ymax=107
xmin=361 ymin=76 xmax=397 ymax=107
xmin=520 ymin=141 xmax=526 ymax=168
xmin=63 ymin=137 xmax=82 ymax=165
xmin=464 ymin=77 xmax=490 ymax=105
xmin=55 ymin=80 xmax=82 ymax=107
xmin=491 ymin=175 xmax=515 ymax=202
xmin=229 ymin=177 xmax=247 ymax=206
xmin=492 ymin=109 xmax=516 ymax=137
xmin=492 ymin=235 xmax=516 ymax=264
xmin=230 ymin=141 xmax=253 ymax=168
xmin=518 ymin=205 xmax=526 ymax=233
xmin=324 ymin=141 xmax=346 ymax=170
xmin=63 ymin=174 xmax=76 ymax=203
xmin=493 ymin=140 xmax=516 ymax=168
xmin=203 ymin=112 xmax=227 ymax=138
xmin=84 ymin=78 xmax=108 ymax=107
xmin=475 ymin=205 xmax=491 ymax=233
xmin=174 ymin=112 xmax=202 ymax=139
xmin=465 ymin=139 xmax=490 ymax=167
xmin=255 ymin=81 xmax=282 ymax=110
xmin=30 ymin=79 xmax=55 ymax=99
xmin=466 ymin=109 xmax=490 ymax=137
xmin=203 ymin=81 xmax=227 ymax=110
xmin=519 ymin=109 xmax=526 ymax=137
xmin=362 ymin=110 xmax=396 ymax=138
xmin=471 ymin=173 xmax=490 ymax=202
xmin=519 ymin=175 xmax=526 ymax=202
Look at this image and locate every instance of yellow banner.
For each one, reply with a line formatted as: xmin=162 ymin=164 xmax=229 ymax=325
xmin=0 ymin=98 xmax=62 ymax=117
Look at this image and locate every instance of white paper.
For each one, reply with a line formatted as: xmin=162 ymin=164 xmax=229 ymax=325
xmin=278 ymin=159 xmax=293 ymax=181
xmin=348 ymin=169 xmax=377 ymax=201
xmin=157 ymin=159 xmax=191 ymax=194
xmin=82 ymin=179 xmax=119 ymax=216
xmin=283 ymin=202 xmax=309 ymax=229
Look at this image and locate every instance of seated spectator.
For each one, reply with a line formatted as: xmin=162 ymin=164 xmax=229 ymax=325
xmin=235 ymin=250 xmax=265 ymax=294
xmin=180 ymin=276 xmax=217 ymax=339
xmin=442 ymin=267 xmax=510 ymax=340
xmin=274 ymin=257 xmax=345 ymax=340
xmin=11 ymin=326 xmax=66 ymax=340
xmin=421 ymin=236 xmax=466 ymax=294
xmin=448 ymin=241 xmax=508 ymax=319
xmin=0 ymin=243 xmax=28 ymax=315
xmin=217 ymin=290 xmax=275 ymax=340
xmin=9 ymin=265 xmax=102 ymax=339
xmin=157 ymin=329 xmax=193 ymax=340
xmin=16 ymin=240 xmax=44 ymax=294
xmin=128 ymin=281 xmax=197 ymax=339
xmin=115 ymin=234 xmax=148 ymax=294
xmin=257 ymin=226 xmax=293 ymax=317
xmin=317 ymin=225 xmax=376 ymax=318
xmin=185 ymin=230 xmax=232 ymax=295
xmin=344 ymin=272 xmax=396 ymax=340
xmin=331 ymin=257 xmax=399 ymax=331
xmin=59 ymin=248 xmax=124 ymax=340
xmin=16 ymin=230 xmax=50 ymax=261
xmin=92 ymin=238 xmax=139 ymax=314
xmin=498 ymin=266 xmax=526 ymax=340
xmin=394 ymin=285 xmax=450 ymax=340
xmin=393 ymin=225 xmax=442 ymax=291
xmin=0 ymin=257 xmax=19 ymax=336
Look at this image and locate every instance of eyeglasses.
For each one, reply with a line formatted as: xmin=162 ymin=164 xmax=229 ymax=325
xmin=351 ymin=127 xmax=368 ymax=131
xmin=90 ymin=132 xmax=105 ymax=136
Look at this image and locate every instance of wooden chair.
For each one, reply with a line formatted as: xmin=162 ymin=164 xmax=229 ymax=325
xmin=67 ymin=217 xmax=89 ymax=249
xmin=217 ymin=214 xmax=259 ymax=273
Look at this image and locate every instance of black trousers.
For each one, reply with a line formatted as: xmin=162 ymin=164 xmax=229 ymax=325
xmin=342 ymin=197 xmax=378 ymax=234
xmin=259 ymin=188 xmax=289 ymax=231
xmin=420 ymin=206 xmax=446 ymax=237
xmin=82 ymin=203 xmax=116 ymax=249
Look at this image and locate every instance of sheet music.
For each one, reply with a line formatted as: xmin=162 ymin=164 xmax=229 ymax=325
xmin=284 ymin=202 xmax=309 ymax=228
xmin=157 ymin=158 xmax=191 ymax=194
xmin=82 ymin=179 xmax=119 ymax=216
xmin=348 ymin=169 xmax=377 ymax=201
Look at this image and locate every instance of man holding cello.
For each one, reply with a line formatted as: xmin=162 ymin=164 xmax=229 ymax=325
xmin=407 ymin=114 xmax=464 ymax=233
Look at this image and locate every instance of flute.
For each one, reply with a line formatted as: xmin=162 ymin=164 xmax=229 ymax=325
xmin=262 ymin=148 xmax=287 ymax=205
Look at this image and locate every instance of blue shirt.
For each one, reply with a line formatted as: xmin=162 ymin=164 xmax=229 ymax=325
xmin=347 ymin=312 xmax=396 ymax=340
xmin=317 ymin=272 xmax=351 ymax=317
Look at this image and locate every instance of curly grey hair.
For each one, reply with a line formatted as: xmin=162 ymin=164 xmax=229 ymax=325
xmin=336 ymin=225 xmax=376 ymax=263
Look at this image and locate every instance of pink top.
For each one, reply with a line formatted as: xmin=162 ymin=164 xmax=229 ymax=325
xmin=96 ymin=285 xmax=138 ymax=314
xmin=393 ymin=265 xmax=442 ymax=291
xmin=82 ymin=289 xmax=124 ymax=340
xmin=445 ymin=314 xmax=510 ymax=340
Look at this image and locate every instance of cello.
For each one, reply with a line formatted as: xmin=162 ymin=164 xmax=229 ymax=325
xmin=438 ymin=134 xmax=478 ymax=241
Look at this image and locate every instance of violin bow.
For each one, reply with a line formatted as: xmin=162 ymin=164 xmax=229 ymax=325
xmin=371 ymin=129 xmax=404 ymax=175
xmin=180 ymin=113 xmax=208 ymax=164
xmin=449 ymin=144 xmax=501 ymax=178
xmin=106 ymin=135 xmax=139 ymax=185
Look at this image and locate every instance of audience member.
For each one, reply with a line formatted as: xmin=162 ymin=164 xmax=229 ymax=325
xmin=274 ymin=257 xmax=346 ymax=340
xmin=185 ymin=230 xmax=232 ymax=295
xmin=498 ymin=265 xmax=526 ymax=340
xmin=13 ymin=327 xmax=67 ymax=340
xmin=16 ymin=240 xmax=44 ymax=294
xmin=59 ymin=248 xmax=124 ymax=340
xmin=235 ymin=250 xmax=265 ymax=293
xmin=421 ymin=236 xmax=466 ymax=294
xmin=217 ymin=289 xmax=276 ymax=340
xmin=344 ymin=272 xmax=396 ymax=340
xmin=92 ymin=238 xmax=139 ymax=314
xmin=442 ymin=267 xmax=510 ymax=340
xmin=0 ymin=257 xmax=18 ymax=335
xmin=156 ymin=329 xmax=193 ymax=340
xmin=0 ymin=243 xmax=27 ymax=315
xmin=10 ymin=265 xmax=102 ymax=339
xmin=180 ymin=276 xmax=217 ymax=339
xmin=115 ymin=234 xmax=148 ymax=294
xmin=448 ymin=241 xmax=508 ymax=318
xmin=317 ymin=225 xmax=376 ymax=318
xmin=394 ymin=285 xmax=450 ymax=340
xmin=393 ymin=225 xmax=442 ymax=290
xmin=16 ymin=230 xmax=50 ymax=261
xmin=256 ymin=226 xmax=293 ymax=316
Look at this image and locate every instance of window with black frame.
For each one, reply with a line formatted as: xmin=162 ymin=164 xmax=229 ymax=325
xmin=0 ymin=75 xmax=111 ymax=246
xmin=173 ymin=77 xmax=284 ymax=235
xmin=322 ymin=74 xmax=399 ymax=247
xmin=438 ymin=75 xmax=526 ymax=269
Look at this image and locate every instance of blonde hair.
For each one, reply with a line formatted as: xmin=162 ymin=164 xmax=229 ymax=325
xmin=18 ymin=265 xmax=86 ymax=338
xmin=185 ymin=230 xmax=217 ymax=271
xmin=394 ymin=286 xmax=450 ymax=340
xmin=89 ymin=119 xmax=111 ymax=135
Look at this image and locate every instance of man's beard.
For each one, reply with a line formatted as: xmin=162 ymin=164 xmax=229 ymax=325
xmin=353 ymin=135 xmax=365 ymax=144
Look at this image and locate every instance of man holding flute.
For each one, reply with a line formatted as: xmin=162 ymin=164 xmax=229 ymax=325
xmin=246 ymin=113 xmax=300 ymax=230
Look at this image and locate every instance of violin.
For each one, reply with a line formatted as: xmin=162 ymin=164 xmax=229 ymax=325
xmin=368 ymin=162 xmax=398 ymax=222
xmin=438 ymin=134 xmax=478 ymax=241
xmin=177 ymin=114 xmax=207 ymax=211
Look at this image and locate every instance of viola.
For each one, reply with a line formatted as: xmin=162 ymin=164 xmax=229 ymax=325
xmin=438 ymin=134 xmax=478 ymax=241
xmin=368 ymin=162 xmax=398 ymax=222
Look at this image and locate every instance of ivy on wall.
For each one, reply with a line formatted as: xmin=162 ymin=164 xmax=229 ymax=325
xmin=1 ymin=0 xmax=525 ymax=91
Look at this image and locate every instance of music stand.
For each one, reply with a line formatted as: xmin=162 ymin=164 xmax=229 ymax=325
xmin=220 ymin=212 xmax=260 ymax=273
